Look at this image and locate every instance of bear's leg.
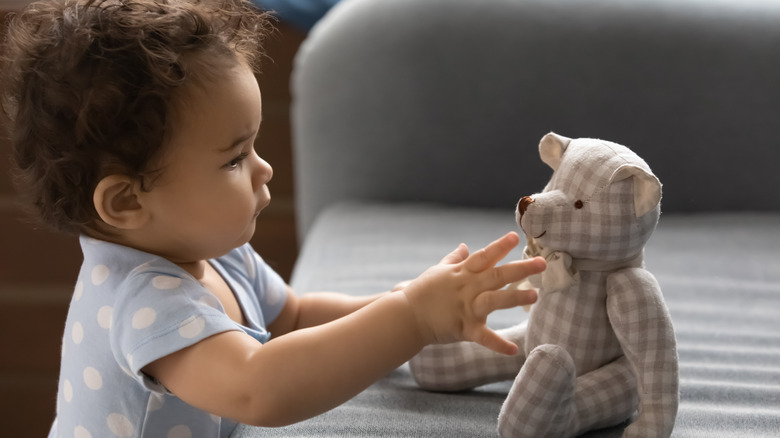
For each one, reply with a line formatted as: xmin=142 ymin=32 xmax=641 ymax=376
xmin=409 ymin=323 xmax=527 ymax=392
xmin=497 ymin=344 xmax=576 ymax=438
xmin=606 ymin=269 xmax=679 ymax=438
xmin=497 ymin=349 xmax=639 ymax=438
xmin=571 ymin=355 xmax=638 ymax=435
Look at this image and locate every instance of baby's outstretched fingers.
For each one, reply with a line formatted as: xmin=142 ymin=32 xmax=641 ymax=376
xmin=489 ymin=257 xmax=546 ymax=289
xmin=470 ymin=326 xmax=519 ymax=356
xmin=439 ymin=243 xmax=469 ymax=265
xmin=473 ymin=287 xmax=538 ymax=318
xmin=464 ymin=232 xmax=520 ymax=273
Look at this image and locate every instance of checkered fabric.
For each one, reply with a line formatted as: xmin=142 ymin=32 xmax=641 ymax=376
xmin=497 ymin=345 xmax=639 ymax=437
xmin=498 ymin=344 xmax=577 ymax=437
xmin=522 ymin=167 xmax=658 ymax=263
xmin=409 ymin=134 xmax=679 ymax=437
xmin=410 ymin=324 xmax=529 ymax=392
xmin=525 ymin=271 xmax=626 ymax=376
xmin=571 ymin=355 xmax=638 ymax=433
xmin=607 ymin=269 xmax=679 ymax=438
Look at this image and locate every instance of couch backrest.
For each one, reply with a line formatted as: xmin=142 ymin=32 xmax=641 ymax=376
xmin=291 ymin=0 xmax=780 ymax=237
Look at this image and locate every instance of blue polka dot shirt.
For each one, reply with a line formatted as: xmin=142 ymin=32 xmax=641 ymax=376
xmin=49 ymin=236 xmax=288 ymax=438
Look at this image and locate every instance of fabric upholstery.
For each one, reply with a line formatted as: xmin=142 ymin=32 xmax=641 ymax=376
xmin=292 ymin=0 xmax=780 ymax=237
xmin=234 ymin=205 xmax=780 ymax=437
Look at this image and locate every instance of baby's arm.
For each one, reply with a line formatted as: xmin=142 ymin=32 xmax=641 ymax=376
xmin=266 ymin=289 xmax=389 ymax=337
xmin=267 ymin=247 xmax=491 ymax=336
xmin=143 ymin=232 xmax=544 ymax=427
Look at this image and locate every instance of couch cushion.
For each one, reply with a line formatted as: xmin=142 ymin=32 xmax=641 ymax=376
xmin=235 ymin=203 xmax=780 ymax=437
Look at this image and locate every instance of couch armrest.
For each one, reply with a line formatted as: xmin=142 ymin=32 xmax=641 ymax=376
xmin=291 ymin=0 xmax=780 ymax=237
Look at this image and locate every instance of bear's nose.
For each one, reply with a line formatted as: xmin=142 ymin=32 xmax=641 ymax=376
xmin=517 ymin=196 xmax=534 ymax=216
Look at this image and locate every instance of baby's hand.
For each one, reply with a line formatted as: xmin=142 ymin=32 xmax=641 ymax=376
xmin=402 ymin=232 xmax=545 ymax=355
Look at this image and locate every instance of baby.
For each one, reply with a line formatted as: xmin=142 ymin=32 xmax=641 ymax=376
xmin=1 ymin=1 xmax=545 ymax=437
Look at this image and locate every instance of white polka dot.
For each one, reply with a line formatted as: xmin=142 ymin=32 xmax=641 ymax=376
xmin=63 ymin=380 xmax=73 ymax=402
xmin=73 ymin=281 xmax=84 ymax=301
xmin=74 ymin=425 xmax=92 ymax=438
xmin=147 ymin=392 xmax=165 ymax=411
xmin=152 ymin=275 xmax=181 ymax=290
xmin=178 ymin=316 xmax=205 ymax=339
xmin=83 ymin=366 xmax=103 ymax=390
xmin=167 ymin=425 xmax=192 ymax=438
xmin=97 ymin=306 xmax=113 ymax=329
xmin=91 ymin=265 xmax=110 ymax=286
xmin=131 ymin=307 xmax=156 ymax=329
xmin=106 ymin=413 xmax=134 ymax=437
xmin=71 ymin=322 xmax=84 ymax=345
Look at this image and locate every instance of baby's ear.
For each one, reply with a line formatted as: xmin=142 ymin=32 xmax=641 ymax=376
xmin=93 ymin=175 xmax=150 ymax=230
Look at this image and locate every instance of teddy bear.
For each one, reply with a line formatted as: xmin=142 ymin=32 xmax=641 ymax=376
xmin=409 ymin=132 xmax=679 ymax=437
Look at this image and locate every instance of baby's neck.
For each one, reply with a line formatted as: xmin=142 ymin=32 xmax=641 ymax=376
xmin=175 ymin=260 xmax=209 ymax=281
xmin=84 ymin=228 xmax=211 ymax=280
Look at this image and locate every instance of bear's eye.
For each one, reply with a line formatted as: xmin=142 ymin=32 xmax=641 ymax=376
xmin=574 ymin=200 xmax=584 ymax=209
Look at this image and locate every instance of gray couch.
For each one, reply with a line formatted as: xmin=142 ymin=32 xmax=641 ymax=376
xmin=235 ymin=0 xmax=780 ymax=436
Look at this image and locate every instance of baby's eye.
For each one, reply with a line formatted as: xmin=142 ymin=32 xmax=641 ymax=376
xmin=225 ymin=152 xmax=250 ymax=169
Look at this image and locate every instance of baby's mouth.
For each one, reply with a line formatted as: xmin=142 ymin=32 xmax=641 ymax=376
xmin=535 ymin=230 xmax=547 ymax=239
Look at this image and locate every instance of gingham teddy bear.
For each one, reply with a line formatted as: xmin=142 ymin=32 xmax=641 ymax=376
xmin=409 ymin=133 xmax=679 ymax=437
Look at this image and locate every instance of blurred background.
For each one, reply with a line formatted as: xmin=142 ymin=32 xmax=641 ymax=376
xmin=0 ymin=1 xmax=312 ymax=434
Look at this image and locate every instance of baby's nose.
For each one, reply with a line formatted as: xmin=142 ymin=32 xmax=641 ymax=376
xmin=517 ymin=196 xmax=534 ymax=215
xmin=254 ymin=155 xmax=273 ymax=185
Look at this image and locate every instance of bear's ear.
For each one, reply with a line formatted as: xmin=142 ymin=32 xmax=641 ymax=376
xmin=611 ymin=165 xmax=662 ymax=217
xmin=539 ymin=132 xmax=572 ymax=170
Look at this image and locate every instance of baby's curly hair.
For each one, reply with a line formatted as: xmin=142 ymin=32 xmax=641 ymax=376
xmin=1 ymin=0 xmax=273 ymax=234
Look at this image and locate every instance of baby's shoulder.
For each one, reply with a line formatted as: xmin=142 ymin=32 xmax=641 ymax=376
xmin=213 ymin=243 xmax=270 ymax=282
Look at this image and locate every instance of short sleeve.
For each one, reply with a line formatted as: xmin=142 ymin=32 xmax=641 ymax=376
xmin=216 ymin=244 xmax=288 ymax=327
xmin=249 ymin=247 xmax=288 ymax=325
xmin=110 ymin=265 xmax=241 ymax=392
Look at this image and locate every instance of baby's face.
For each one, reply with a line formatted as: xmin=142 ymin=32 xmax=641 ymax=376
xmin=138 ymin=62 xmax=271 ymax=264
